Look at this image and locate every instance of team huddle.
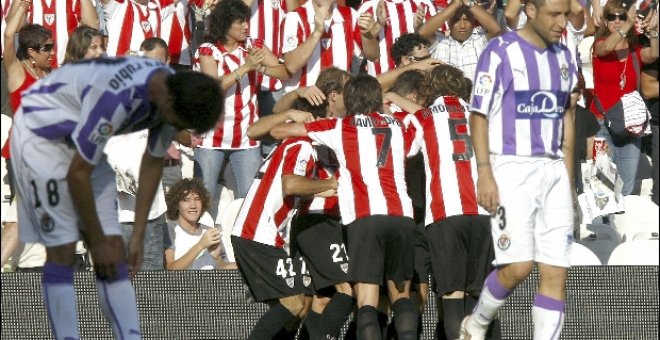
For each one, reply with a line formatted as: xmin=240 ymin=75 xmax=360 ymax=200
xmin=8 ymin=0 xmax=628 ymax=337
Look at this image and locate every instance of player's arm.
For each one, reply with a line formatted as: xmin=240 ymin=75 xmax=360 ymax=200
xmin=80 ymin=0 xmax=100 ymax=29
xmin=68 ymin=153 xmax=122 ymax=279
xmin=273 ymin=86 xmax=327 ymax=114
xmin=383 ymin=92 xmax=423 ymax=113
xmin=282 ymin=175 xmax=337 ymax=197
xmin=127 ymin=150 xmax=165 ymax=272
xmin=469 ymin=112 xmax=499 ymax=215
xmin=270 ymin=122 xmax=309 ymax=140
xmin=247 ymin=109 xmax=315 ymax=141
xmin=283 ymin=8 xmax=327 ymax=74
xmin=562 ymin=91 xmax=579 ymax=192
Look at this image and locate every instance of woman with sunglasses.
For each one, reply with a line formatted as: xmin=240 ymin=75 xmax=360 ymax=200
xmin=591 ymin=0 xmax=659 ymax=195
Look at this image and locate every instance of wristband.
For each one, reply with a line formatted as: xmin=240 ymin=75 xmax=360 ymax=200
xmin=233 ymin=71 xmax=242 ymax=82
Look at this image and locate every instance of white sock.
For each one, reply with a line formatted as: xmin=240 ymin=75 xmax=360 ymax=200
xmin=42 ymin=262 xmax=80 ymax=340
xmin=468 ymin=270 xmax=511 ymax=336
xmin=95 ymin=263 xmax=141 ymax=339
xmin=532 ymin=293 xmax=565 ymax=340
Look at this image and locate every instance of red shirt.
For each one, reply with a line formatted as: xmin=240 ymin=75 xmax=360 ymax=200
xmin=591 ymin=40 xmax=643 ymax=119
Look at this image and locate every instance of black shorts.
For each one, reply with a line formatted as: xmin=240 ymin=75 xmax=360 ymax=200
xmin=346 ymin=215 xmax=416 ymax=285
xmin=232 ymin=236 xmax=306 ymax=302
xmin=412 ymin=223 xmax=431 ymax=285
xmin=293 ymin=214 xmax=349 ymax=292
xmin=427 ymin=215 xmax=495 ymax=297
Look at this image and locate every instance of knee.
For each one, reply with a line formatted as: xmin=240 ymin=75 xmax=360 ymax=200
xmin=499 ymin=262 xmax=534 ymax=285
xmin=280 ymin=295 xmax=305 ymax=318
xmin=335 ymin=282 xmax=353 ymax=296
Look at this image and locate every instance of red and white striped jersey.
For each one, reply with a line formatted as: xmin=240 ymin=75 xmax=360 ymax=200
xmin=160 ymin=1 xmax=192 ymax=65
xmin=104 ymin=0 xmax=167 ymax=57
xmin=249 ymin=0 xmax=287 ymax=91
xmin=305 ymin=112 xmax=414 ymax=225
xmin=280 ymin=1 xmax=363 ymax=92
xmin=406 ymin=96 xmax=488 ymax=226
xmin=27 ymin=0 xmax=82 ymax=67
xmin=232 ymin=137 xmax=316 ymax=248
xmin=193 ymin=42 xmax=260 ymax=150
xmin=298 ymin=144 xmax=340 ymax=219
xmin=357 ymin=0 xmax=435 ymax=76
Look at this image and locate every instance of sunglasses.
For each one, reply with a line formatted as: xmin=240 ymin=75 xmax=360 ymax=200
xmin=606 ymin=13 xmax=627 ymax=21
xmin=38 ymin=43 xmax=55 ymax=52
xmin=408 ymin=55 xmax=430 ymax=62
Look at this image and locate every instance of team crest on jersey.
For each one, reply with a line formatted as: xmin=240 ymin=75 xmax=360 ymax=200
xmin=560 ymin=63 xmax=569 ymax=80
xmin=340 ymin=263 xmax=348 ymax=274
xmin=41 ymin=213 xmax=55 ymax=232
xmin=44 ymin=14 xmax=55 ymax=26
xmin=303 ymin=275 xmax=311 ymax=287
xmin=141 ymin=21 xmax=152 ymax=33
xmin=321 ymin=38 xmax=332 ymax=50
xmin=497 ymin=232 xmax=510 ymax=250
xmin=271 ymin=0 xmax=280 ymax=9
xmin=285 ymin=277 xmax=295 ymax=288
xmin=474 ymin=72 xmax=493 ymax=96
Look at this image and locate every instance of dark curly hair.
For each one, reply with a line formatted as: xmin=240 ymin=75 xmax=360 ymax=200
xmin=391 ymin=33 xmax=430 ymax=67
xmin=422 ymin=64 xmax=473 ymax=104
xmin=17 ymin=24 xmax=52 ymax=61
xmin=205 ymin=0 xmax=250 ymax=45
xmin=165 ymin=178 xmax=211 ymax=220
xmin=166 ymin=71 xmax=224 ymax=133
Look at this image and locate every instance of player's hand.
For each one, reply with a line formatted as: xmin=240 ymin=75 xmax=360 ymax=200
xmin=477 ymin=172 xmax=499 ymax=215
xmin=198 ymin=227 xmax=221 ymax=249
xmin=412 ymin=58 xmax=443 ymax=70
xmin=296 ymin=85 xmax=326 ymax=106
xmin=89 ymin=239 xmax=122 ymax=281
xmin=127 ymin=235 xmax=145 ymax=276
xmin=286 ymin=109 xmax=316 ymax=123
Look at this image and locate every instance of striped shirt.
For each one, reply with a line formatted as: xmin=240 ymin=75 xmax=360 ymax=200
xmin=104 ymin=0 xmax=169 ymax=57
xmin=407 ymin=96 xmax=487 ymax=226
xmin=27 ymin=0 xmax=81 ymax=67
xmin=281 ymin=2 xmax=363 ymax=92
xmin=232 ymin=137 xmax=316 ymax=248
xmin=249 ymin=0 xmax=288 ymax=91
xmin=160 ymin=1 xmax=192 ymax=65
xmin=14 ymin=57 xmax=176 ymax=165
xmin=193 ymin=42 xmax=259 ymax=150
xmin=305 ymin=112 xmax=414 ymax=225
xmin=470 ymin=31 xmax=578 ymax=158
xmin=357 ymin=0 xmax=436 ymax=76
xmin=297 ymin=144 xmax=340 ymax=219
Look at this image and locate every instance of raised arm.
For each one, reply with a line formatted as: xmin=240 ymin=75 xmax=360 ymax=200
xmin=80 ymin=0 xmax=100 ymax=29
xmin=417 ymin=0 xmax=461 ymax=41
xmin=640 ymin=10 xmax=659 ymax=64
xmin=283 ymin=6 xmax=327 ymax=74
xmin=593 ymin=6 xmax=635 ymax=57
xmin=503 ymin=0 xmax=523 ymax=30
xmin=3 ymin=0 xmax=31 ymax=90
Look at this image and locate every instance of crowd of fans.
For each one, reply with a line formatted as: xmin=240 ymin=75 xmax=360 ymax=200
xmin=0 ymin=0 xmax=658 ymax=338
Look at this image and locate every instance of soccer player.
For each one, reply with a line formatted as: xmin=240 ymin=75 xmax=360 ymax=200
xmin=461 ymin=0 xmax=579 ymax=338
xmin=271 ymin=74 xmax=419 ymax=340
xmin=231 ymin=133 xmax=338 ymax=339
xmin=10 ymin=56 xmax=223 ymax=339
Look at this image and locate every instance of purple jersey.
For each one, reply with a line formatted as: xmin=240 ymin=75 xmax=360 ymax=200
xmin=469 ymin=31 xmax=578 ymax=158
xmin=16 ymin=57 xmax=176 ymax=165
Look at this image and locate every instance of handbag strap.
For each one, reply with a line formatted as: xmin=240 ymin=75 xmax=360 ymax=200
xmin=594 ymin=49 xmax=641 ymax=114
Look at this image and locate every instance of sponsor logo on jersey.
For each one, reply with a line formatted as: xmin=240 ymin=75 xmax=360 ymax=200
xmin=89 ymin=118 xmax=114 ymax=145
xmin=474 ymin=72 xmax=493 ymax=96
xmin=515 ymin=90 xmax=566 ymax=119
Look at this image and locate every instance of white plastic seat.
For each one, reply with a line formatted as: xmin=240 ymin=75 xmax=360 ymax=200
xmin=607 ymin=240 xmax=660 ymax=265
xmin=218 ymin=198 xmax=244 ymax=262
xmin=570 ymin=243 xmax=602 ymax=266
xmin=612 ymin=195 xmax=659 ymax=239
xmin=579 ymin=223 xmax=622 ymax=265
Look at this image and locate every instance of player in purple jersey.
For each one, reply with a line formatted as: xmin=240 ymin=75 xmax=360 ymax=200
xmin=461 ymin=0 xmax=580 ymax=338
xmin=10 ymin=56 xmax=223 ymax=340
